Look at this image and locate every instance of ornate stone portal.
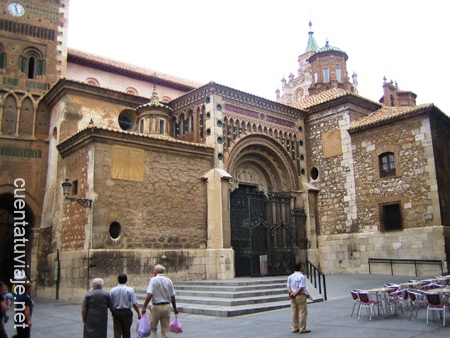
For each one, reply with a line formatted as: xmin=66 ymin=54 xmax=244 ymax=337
xmin=231 ymin=165 xmax=269 ymax=194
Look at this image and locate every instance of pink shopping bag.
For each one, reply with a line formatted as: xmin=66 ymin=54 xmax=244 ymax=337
xmin=169 ymin=315 xmax=183 ymax=333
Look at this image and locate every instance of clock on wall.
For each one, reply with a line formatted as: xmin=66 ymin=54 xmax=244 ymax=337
xmin=7 ymin=2 xmax=25 ymax=17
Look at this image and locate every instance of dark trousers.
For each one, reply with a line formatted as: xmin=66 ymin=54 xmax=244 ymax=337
xmin=12 ymin=327 xmax=30 ymax=338
xmin=113 ymin=308 xmax=133 ymax=338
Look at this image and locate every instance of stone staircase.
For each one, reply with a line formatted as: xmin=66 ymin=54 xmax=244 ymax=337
xmin=136 ymin=276 xmax=324 ymax=317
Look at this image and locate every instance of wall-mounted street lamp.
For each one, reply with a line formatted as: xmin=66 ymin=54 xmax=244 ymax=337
xmin=61 ymin=179 xmax=92 ymax=208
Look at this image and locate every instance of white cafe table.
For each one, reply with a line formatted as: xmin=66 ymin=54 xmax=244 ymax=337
xmin=400 ymin=281 xmax=425 ymax=289
xmin=425 ymin=288 xmax=450 ymax=294
xmin=365 ymin=287 xmax=396 ymax=317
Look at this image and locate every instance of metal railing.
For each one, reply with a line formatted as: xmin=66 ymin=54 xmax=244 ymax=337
xmin=368 ymin=258 xmax=444 ymax=276
xmin=306 ymin=260 xmax=327 ymax=301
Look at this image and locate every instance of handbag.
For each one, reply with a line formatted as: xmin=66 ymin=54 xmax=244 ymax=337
xmin=136 ymin=315 xmax=151 ymax=338
xmin=169 ymin=315 xmax=183 ymax=333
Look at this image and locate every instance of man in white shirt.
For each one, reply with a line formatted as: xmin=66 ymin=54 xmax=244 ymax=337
xmin=110 ymin=273 xmax=141 ymax=338
xmin=287 ymin=262 xmax=311 ymax=334
xmin=142 ymin=264 xmax=178 ymax=338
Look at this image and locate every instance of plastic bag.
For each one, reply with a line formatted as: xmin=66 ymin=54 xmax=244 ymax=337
xmin=136 ymin=315 xmax=151 ymax=338
xmin=169 ymin=315 xmax=183 ymax=333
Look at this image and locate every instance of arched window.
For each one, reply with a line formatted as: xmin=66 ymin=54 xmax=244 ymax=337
xmin=323 ymin=68 xmax=330 ymax=83
xmin=86 ymin=77 xmax=100 ymax=86
xmin=2 ymin=94 xmax=18 ymax=135
xmin=126 ymin=87 xmax=138 ymax=95
xmin=188 ymin=110 xmax=194 ymax=132
xmin=19 ymin=47 xmax=45 ymax=79
xmin=0 ymin=43 xmax=6 ymax=69
xmin=379 ymin=152 xmax=396 ymax=178
xmin=19 ymin=97 xmax=34 ymax=136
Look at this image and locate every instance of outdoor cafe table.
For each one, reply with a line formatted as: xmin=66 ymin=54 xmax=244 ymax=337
xmin=400 ymin=281 xmax=425 ymax=289
xmin=424 ymin=288 xmax=450 ymax=294
xmin=365 ymin=287 xmax=397 ymax=317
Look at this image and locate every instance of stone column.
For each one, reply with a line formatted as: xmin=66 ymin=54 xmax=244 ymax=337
xmin=202 ymin=168 xmax=234 ymax=279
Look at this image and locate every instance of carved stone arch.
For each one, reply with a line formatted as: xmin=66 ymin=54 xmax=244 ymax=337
xmin=0 ymin=184 xmax=41 ymax=282
xmin=22 ymin=46 xmax=44 ymax=59
xmin=226 ymin=134 xmax=299 ymax=193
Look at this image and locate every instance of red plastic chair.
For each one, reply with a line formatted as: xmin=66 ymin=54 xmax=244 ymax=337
xmin=357 ymin=291 xmax=383 ymax=320
xmin=350 ymin=290 xmax=362 ymax=317
xmin=407 ymin=290 xmax=427 ymax=320
xmin=426 ymin=293 xmax=449 ymax=326
xmin=387 ymin=289 xmax=407 ymax=315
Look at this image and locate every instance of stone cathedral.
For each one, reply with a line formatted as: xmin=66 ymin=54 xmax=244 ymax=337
xmin=0 ymin=1 xmax=449 ymax=299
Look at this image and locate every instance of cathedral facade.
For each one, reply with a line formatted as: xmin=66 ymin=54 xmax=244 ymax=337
xmin=1 ymin=1 xmax=449 ymax=299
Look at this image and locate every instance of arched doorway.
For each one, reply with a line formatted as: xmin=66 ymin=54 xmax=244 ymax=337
xmin=226 ymin=134 xmax=303 ymax=277
xmin=0 ymin=192 xmax=34 ymax=284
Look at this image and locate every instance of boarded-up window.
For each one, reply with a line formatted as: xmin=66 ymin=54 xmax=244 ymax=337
xmin=2 ymin=95 xmax=17 ymax=135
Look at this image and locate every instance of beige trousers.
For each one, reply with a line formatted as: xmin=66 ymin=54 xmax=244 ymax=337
xmin=291 ymin=294 xmax=308 ymax=332
xmin=150 ymin=304 xmax=171 ymax=338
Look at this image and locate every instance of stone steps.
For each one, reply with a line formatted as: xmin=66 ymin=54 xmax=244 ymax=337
xmin=136 ymin=276 xmax=324 ymax=317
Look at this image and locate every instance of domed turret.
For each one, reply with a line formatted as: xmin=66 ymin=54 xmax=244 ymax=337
xmin=136 ymin=84 xmax=173 ymax=135
xmin=308 ymin=39 xmax=356 ymax=95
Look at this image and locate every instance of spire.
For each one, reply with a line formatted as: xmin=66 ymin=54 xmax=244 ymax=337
xmin=150 ymin=83 xmax=160 ymax=104
xmin=305 ymin=21 xmax=319 ymax=53
xmin=149 ymin=72 xmax=161 ymax=105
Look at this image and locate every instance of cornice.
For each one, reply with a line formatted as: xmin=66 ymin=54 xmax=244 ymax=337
xmin=43 ymin=79 xmax=149 ymax=109
xmin=68 ymin=49 xmax=201 ymax=92
xmin=57 ymin=126 xmax=214 ymax=158
xmin=170 ymin=82 xmax=306 ymax=120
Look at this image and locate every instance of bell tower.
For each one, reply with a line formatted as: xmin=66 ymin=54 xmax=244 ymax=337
xmin=0 ymin=0 xmax=69 ymax=95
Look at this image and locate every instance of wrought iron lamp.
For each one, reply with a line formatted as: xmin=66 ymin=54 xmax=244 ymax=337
xmin=61 ymin=179 xmax=92 ymax=208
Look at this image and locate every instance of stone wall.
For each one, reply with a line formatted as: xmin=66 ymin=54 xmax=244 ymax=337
xmin=318 ymin=226 xmax=447 ymax=275
xmin=37 ymin=248 xmax=234 ymax=300
xmin=93 ymin=140 xmax=213 ymax=250
xmin=430 ymin=113 xmax=450 ymax=229
xmin=351 ymin=115 xmax=439 ymax=231
xmin=305 ymin=106 xmax=357 ymax=235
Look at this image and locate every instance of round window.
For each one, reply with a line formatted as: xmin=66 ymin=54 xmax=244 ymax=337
xmin=118 ymin=111 xmax=135 ymax=131
xmin=311 ymin=167 xmax=319 ymax=180
xmin=109 ymin=221 xmax=122 ymax=239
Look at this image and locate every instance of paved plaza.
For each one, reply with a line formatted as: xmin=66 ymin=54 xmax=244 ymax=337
xmin=4 ymin=274 xmax=449 ymax=337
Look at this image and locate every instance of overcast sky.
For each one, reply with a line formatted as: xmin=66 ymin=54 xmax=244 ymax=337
xmin=67 ymin=0 xmax=450 ymax=115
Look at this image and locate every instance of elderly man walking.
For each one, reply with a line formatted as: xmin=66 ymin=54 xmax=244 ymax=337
xmin=142 ymin=264 xmax=178 ymax=338
xmin=110 ymin=273 xmax=141 ymax=338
